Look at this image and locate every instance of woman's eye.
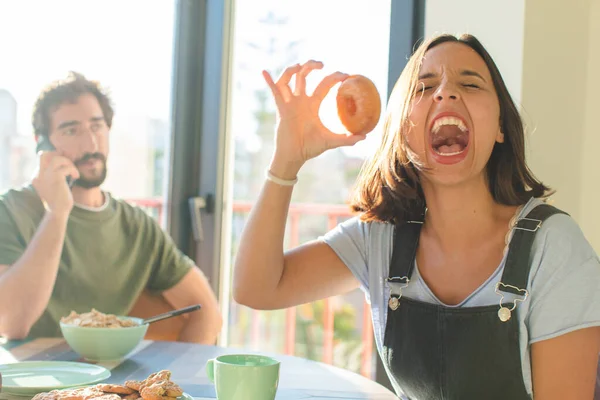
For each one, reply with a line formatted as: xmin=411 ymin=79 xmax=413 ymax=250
xmin=414 ymin=85 xmax=432 ymax=96
xmin=463 ymin=83 xmax=480 ymax=89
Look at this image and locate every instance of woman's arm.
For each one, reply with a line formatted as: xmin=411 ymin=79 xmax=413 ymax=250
xmin=233 ymin=60 xmax=365 ymax=310
xmin=531 ymin=326 xmax=600 ymax=399
xmin=233 ymin=180 xmax=360 ymax=310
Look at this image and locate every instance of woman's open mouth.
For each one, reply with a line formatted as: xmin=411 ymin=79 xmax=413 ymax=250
xmin=429 ymin=115 xmax=470 ymax=164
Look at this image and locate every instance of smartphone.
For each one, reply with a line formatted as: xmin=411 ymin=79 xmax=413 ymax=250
xmin=36 ymin=136 xmax=73 ymax=187
xmin=36 ymin=135 xmax=56 ymax=153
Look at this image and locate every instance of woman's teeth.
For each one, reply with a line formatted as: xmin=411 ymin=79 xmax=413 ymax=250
xmin=431 ymin=116 xmax=468 ymax=134
xmin=431 ymin=116 xmax=469 ymax=156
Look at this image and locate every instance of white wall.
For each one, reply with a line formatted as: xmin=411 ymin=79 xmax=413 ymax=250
xmin=521 ymin=0 xmax=591 ymax=228
xmin=424 ymin=0 xmax=526 ymax=106
xmin=581 ymin=0 xmax=600 ymax=250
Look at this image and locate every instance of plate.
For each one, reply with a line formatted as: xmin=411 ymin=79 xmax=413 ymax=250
xmin=0 ymin=361 xmax=111 ymax=396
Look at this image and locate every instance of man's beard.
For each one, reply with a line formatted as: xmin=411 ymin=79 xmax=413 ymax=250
xmin=73 ymin=153 xmax=108 ymax=189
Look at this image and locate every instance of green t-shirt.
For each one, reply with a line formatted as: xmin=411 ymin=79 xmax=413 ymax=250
xmin=0 ymin=185 xmax=194 ymax=338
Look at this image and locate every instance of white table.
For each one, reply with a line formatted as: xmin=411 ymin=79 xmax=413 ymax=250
xmin=0 ymin=338 xmax=398 ymax=399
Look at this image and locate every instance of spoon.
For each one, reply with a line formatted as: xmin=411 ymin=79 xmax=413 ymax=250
xmin=142 ymin=304 xmax=202 ymax=325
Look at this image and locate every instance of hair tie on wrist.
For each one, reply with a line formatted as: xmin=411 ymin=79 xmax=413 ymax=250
xmin=266 ymin=170 xmax=298 ymax=186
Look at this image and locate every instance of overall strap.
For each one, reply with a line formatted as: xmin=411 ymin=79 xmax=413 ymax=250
xmin=388 ymin=221 xmax=423 ymax=284
xmin=498 ymin=203 xmax=568 ymax=296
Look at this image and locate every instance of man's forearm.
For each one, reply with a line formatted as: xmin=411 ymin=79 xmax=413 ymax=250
xmin=0 ymin=211 xmax=68 ymax=338
xmin=178 ymin=312 xmax=223 ymax=344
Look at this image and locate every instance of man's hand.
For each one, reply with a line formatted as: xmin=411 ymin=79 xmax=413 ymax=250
xmin=32 ymin=152 xmax=80 ymax=216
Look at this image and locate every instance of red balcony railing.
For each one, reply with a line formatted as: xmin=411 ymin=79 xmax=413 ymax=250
xmin=127 ymin=197 xmax=374 ymax=379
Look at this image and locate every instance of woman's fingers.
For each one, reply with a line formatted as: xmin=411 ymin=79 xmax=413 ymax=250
xmin=263 ymin=63 xmax=303 ymax=109
xmin=312 ymin=71 xmax=349 ymax=103
xmin=264 ymin=62 xmax=349 ymax=121
xmin=326 ymin=131 xmax=367 ymax=149
xmin=262 ymin=70 xmax=285 ymax=110
xmin=275 ymin=64 xmax=302 ymax=100
xmin=293 ymin=60 xmax=324 ymax=96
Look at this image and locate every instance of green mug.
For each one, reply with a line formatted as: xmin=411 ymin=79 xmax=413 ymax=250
xmin=206 ymin=354 xmax=280 ymax=400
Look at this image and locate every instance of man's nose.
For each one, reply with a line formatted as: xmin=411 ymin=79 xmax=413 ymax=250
xmin=79 ymin=130 xmax=98 ymax=153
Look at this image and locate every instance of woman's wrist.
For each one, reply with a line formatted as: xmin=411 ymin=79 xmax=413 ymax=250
xmin=266 ymin=170 xmax=298 ymax=186
xmin=268 ymin=156 xmax=303 ymax=181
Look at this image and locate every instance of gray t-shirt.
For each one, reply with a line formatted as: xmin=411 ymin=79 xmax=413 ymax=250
xmin=321 ymin=197 xmax=600 ymax=398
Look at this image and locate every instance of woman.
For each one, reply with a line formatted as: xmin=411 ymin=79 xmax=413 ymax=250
xmin=233 ymin=34 xmax=600 ymax=399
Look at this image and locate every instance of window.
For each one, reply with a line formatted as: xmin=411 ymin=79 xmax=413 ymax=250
xmin=222 ymin=0 xmax=392 ymax=378
xmin=0 ymin=0 xmax=176 ymax=225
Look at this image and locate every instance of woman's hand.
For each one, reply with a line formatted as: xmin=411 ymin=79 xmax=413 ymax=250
xmin=263 ymin=60 xmax=366 ymax=179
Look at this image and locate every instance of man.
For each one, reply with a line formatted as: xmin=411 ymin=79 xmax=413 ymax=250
xmin=0 ymin=72 xmax=222 ymax=343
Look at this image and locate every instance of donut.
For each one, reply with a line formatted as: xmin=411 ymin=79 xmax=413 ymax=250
xmin=336 ymin=75 xmax=381 ymax=135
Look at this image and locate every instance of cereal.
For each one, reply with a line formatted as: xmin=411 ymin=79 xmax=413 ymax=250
xmin=60 ymin=309 xmax=138 ymax=328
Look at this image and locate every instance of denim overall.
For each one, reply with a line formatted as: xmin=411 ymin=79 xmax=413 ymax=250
xmin=382 ymin=204 xmax=565 ymax=399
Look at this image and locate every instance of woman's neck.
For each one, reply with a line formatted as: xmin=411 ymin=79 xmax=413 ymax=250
xmin=420 ymin=175 xmax=518 ymax=252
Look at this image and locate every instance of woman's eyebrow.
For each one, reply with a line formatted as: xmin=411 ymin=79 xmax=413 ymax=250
xmin=460 ymin=69 xmax=487 ymax=82
xmin=417 ymin=70 xmax=487 ymax=82
xmin=418 ymin=72 xmax=436 ymax=80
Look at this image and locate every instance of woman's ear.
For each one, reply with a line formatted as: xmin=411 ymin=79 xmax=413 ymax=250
xmin=496 ymin=129 xmax=505 ymax=143
xmin=496 ymin=117 xmax=505 ymax=143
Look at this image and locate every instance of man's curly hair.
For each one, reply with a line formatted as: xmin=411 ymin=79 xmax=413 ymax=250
xmin=32 ymin=71 xmax=114 ymax=137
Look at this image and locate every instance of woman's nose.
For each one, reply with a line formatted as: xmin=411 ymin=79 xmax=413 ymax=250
xmin=433 ymin=82 xmax=460 ymax=102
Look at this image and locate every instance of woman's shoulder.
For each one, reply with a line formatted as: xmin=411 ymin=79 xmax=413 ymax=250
xmin=320 ymin=215 xmax=395 ymax=263
xmin=528 ymin=199 xmax=596 ymax=258
xmin=327 ymin=215 xmax=395 ymax=241
xmin=527 ymin=198 xmax=599 ymax=284
xmin=520 ymin=199 xmax=600 ymax=343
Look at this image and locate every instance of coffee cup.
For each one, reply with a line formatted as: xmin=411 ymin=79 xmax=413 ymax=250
xmin=205 ymin=354 xmax=280 ymax=400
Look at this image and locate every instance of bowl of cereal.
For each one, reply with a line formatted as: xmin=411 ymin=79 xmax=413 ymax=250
xmin=59 ymin=309 xmax=148 ymax=361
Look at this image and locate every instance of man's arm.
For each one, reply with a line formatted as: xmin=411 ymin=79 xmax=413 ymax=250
xmin=0 ymin=153 xmax=78 ymax=339
xmin=162 ymin=267 xmax=223 ymax=344
xmin=0 ymin=212 xmax=69 ymax=339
